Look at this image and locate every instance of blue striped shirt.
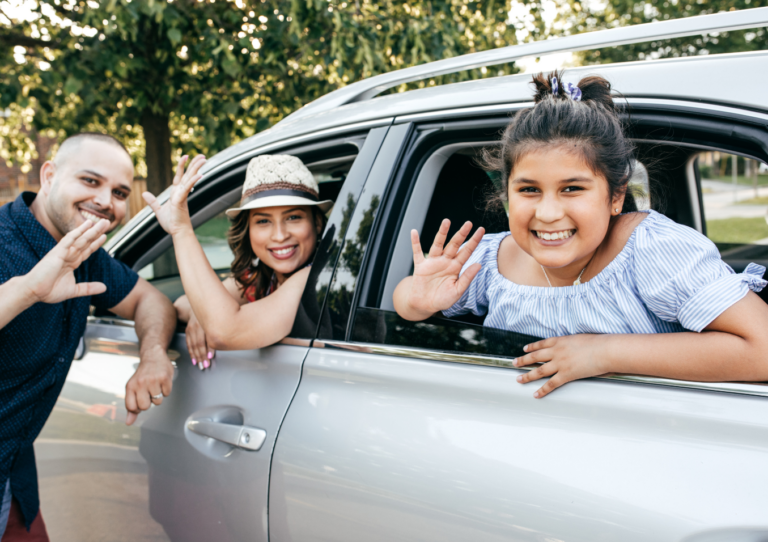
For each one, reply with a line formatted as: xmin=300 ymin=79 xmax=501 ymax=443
xmin=443 ymin=210 xmax=767 ymax=336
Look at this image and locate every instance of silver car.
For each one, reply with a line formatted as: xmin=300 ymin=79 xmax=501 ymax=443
xmin=36 ymin=7 xmax=768 ymax=542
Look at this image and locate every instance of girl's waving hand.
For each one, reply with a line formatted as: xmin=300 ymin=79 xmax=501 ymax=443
xmin=394 ymin=219 xmax=484 ymax=321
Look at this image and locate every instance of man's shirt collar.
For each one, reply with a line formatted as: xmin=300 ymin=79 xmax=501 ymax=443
xmin=11 ymin=192 xmax=58 ymax=260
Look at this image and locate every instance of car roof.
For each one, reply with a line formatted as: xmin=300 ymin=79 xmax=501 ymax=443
xmin=203 ymin=49 xmax=768 ymax=176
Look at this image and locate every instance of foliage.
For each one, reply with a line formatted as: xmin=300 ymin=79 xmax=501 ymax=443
xmin=1 ymin=0 xmax=521 ymax=190
xmin=567 ymin=0 xmax=768 ymax=65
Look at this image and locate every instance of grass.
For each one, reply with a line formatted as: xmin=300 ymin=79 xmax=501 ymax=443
xmin=704 ymin=174 xmax=768 ymax=187
xmin=706 ymin=217 xmax=768 ymax=245
xmin=194 ymin=214 xmax=230 ymax=240
xmin=737 ymin=196 xmax=768 ymax=206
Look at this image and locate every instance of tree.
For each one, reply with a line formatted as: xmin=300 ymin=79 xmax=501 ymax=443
xmin=564 ymin=0 xmax=768 ymax=65
xmin=1 ymin=0 xmax=523 ymax=191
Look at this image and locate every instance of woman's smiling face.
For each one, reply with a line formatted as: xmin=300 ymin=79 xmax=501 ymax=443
xmin=248 ymin=205 xmax=322 ymax=281
xmin=507 ymin=146 xmax=624 ymax=274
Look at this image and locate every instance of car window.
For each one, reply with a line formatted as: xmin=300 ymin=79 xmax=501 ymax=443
xmin=698 ymin=151 xmax=768 ymax=270
xmin=135 ymin=151 xmax=358 ymax=303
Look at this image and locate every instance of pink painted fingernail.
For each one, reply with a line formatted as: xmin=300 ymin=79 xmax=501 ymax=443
xmin=192 ymin=358 xmax=197 ymax=365
xmin=203 ymin=360 xmax=210 ymax=369
xmin=207 ymin=352 xmax=213 ymax=359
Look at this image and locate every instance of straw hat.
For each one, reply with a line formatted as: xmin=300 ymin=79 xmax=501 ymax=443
xmin=226 ymin=154 xmax=333 ymax=218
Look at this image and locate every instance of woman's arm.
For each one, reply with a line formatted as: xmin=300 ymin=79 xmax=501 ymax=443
xmin=144 ymin=155 xmax=307 ymax=352
xmin=174 ymin=277 xmax=246 ymax=323
xmin=517 ymin=291 xmax=768 ymax=398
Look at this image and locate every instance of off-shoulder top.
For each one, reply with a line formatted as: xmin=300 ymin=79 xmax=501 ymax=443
xmin=443 ymin=210 xmax=767 ymax=336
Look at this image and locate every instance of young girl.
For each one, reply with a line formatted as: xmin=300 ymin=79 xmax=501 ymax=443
xmin=394 ymin=71 xmax=768 ymax=398
xmin=144 ymin=154 xmax=330 ymax=368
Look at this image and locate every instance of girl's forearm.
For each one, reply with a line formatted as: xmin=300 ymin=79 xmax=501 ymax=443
xmin=602 ymin=331 xmax=768 ymax=382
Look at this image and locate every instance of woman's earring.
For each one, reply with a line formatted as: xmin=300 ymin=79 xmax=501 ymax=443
xmin=252 ymin=257 xmax=260 ymax=267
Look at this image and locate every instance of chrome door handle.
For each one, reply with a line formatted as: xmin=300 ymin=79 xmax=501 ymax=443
xmin=186 ymin=419 xmax=267 ymax=451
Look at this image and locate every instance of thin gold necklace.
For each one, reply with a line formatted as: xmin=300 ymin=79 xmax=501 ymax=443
xmin=540 ymin=253 xmax=595 ymax=287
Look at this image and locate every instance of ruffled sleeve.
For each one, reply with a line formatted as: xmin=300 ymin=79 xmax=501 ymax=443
xmin=632 ymin=213 xmax=767 ymax=332
xmin=442 ymin=233 xmax=505 ymax=318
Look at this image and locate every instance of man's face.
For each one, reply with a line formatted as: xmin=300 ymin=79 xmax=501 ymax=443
xmin=42 ymin=139 xmax=134 ymax=236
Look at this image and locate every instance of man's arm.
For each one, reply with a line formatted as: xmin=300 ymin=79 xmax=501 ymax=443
xmin=109 ymin=278 xmax=177 ymax=426
xmin=1 ymin=219 xmax=109 ymax=330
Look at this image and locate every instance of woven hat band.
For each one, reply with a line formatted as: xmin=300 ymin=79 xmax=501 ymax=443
xmin=241 ymin=188 xmax=319 ymax=207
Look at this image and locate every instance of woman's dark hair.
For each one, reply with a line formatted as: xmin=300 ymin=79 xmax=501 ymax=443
xmin=483 ymin=70 xmax=637 ymax=213
xmin=228 ymin=207 xmax=327 ymax=300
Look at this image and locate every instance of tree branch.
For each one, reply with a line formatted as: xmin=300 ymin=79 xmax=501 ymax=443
xmin=0 ymin=30 xmax=60 ymax=49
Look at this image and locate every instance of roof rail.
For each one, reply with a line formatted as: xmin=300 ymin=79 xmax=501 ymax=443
xmin=283 ymin=7 xmax=768 ymax=123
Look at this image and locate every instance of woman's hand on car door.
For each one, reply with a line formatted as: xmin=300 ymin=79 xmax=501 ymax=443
xmin=143 ymin=154 xmax=207 ymax=236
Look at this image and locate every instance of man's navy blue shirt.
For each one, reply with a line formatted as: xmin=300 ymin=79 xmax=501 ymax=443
xmin=0 ymin=193 xmax=138 ymax=527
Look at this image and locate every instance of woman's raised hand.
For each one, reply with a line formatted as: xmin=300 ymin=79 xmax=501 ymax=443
xmin=406 ymin=219 xmax=485 ymax=315
xmin=143 ymin=154 xmax=207 ymax=236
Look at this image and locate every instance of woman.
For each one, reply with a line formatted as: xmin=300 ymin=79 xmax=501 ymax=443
xmin=144 ymin=153 xmax=331 ymax=369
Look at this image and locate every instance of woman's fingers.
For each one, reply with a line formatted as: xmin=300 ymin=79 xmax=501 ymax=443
xmin=142 ymin=191 xmax=162 ymax=215
xmin=411 ymin=230 xmax=425 ymax=265
xmin=456 ymin=226 xmax=485 ymax=266
xmin=172 ymin=155 xmax=189 ymax=186
xmin=428 ymin=219 xmax=451 ymax=258
xmin=443 ymin=221 xmax=473 ymax=259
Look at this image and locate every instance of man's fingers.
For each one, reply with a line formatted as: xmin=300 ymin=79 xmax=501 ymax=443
xmin=456 ymin=263 xmax=481 ymax=295
xmin=71 ymin=281 xmax=107 ymax=298
xmin=125 ymin=411 xmax=138 ymax=426
xmin=69 ymin=219 xmax=108 ymax=252
xmin=125 ymin=390 xmax=138 ymax=426
xmin=411 ymin=230 xmax=425 ymax=265
xmin=428 ymin=219 xmax=450 ymax=258
xmin=444 ymin=221 xmax=473 ymax=259
xmin=456 ymin=226 xmax=486 ymax=266
xmin=58 ymin=219 xmax=94 ymax=251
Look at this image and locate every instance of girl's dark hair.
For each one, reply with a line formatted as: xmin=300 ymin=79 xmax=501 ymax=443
xmin=228 ymin=207 xmax=327 ymax=300
xmin=483 ymin=70 xmax=637 ymax=213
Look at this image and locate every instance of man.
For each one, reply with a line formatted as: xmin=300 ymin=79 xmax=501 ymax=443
xmin=0 ymin=133 xmax=177 ymax=541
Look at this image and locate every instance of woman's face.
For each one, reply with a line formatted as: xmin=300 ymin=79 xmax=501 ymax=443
xmin=248 ymin=205 xmax=323 ymax=280
xmin=507 ymin=147 xmax=624 ymax=273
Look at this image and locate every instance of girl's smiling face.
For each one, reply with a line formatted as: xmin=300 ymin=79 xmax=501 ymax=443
xmin=507 ymin=146 xmax=625 ymax=277
xmin=248 ymin=205 xmax=323 ymax=282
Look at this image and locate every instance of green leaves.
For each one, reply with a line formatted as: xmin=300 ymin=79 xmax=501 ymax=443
xmin=167 ymin=27 xmax=182 ymax=45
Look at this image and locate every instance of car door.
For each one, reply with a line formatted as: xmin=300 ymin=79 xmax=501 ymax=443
xmin=269 ymin=108 xmax=768 ymax=542
xmin=34 ymin=125 xmax=390 ymax=542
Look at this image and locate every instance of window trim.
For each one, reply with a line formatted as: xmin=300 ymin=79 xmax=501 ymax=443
xmin=314 ymin=339 xmax=768 ymax=399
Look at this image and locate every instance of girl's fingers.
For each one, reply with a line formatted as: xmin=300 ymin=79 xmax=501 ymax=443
xmin=523 ymin=337 xmax=556 ymax=353
xmin=455 ymin=262 xmax=481 ymax=295
xmin=428 ymin=219 xmax=451 ymax=258
xmin=516 ymin=357 xmax=556 ymax=383
xmin=534 ymin=373 xmax=568 ymax=399
xmin=456 ymin=226 xmax=486 ymax=266
xmin=411 ymin=230 xmax=425 ymax=265
xmin=514 ymin=346 xmax=554 ymax=367
xmin=443 ymin=221 xmax=473 ymax=259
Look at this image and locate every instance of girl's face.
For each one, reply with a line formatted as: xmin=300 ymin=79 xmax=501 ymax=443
xmin=507 ymin=147 xmax=624 ymax=273
xmin=248 ymin=205 xmax=323 ymax=281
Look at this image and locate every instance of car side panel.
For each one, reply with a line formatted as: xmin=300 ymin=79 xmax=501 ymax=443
xmin=269 ymin=348 xmax=768 ymax=542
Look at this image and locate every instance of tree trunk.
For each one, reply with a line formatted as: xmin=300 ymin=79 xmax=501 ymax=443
xmin=141 ymin=109 xmax=178 ymax=278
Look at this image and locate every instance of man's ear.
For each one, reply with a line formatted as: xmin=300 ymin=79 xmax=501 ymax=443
xmin=39 ymin=161 xmax=56 ymax=195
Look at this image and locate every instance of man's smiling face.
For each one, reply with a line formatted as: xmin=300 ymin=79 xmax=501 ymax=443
xmin=42 ymin=138 xmax=134 ymax=238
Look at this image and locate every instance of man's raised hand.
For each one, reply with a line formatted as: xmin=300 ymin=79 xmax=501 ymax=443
xmin=142 ymin=154 xmax=207 ymax=236
xmin=406 ymin=219 xmax=484 ymax=316
xmin=24 ymin=218 xmax=110 ymax=304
